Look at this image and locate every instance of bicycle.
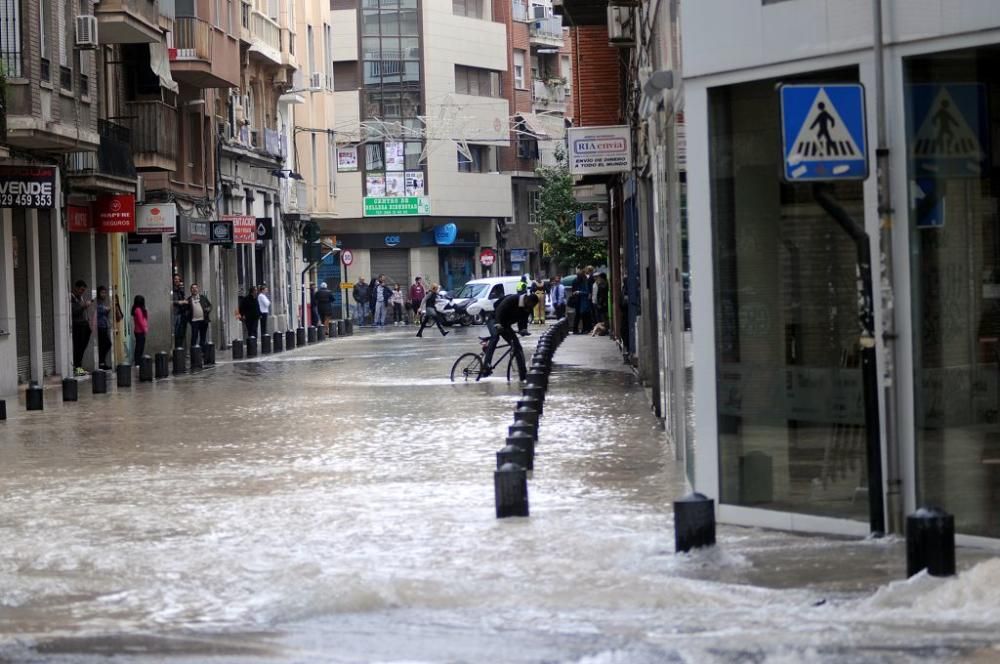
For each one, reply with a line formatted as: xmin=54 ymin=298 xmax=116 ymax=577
xmin=450 ymin=334 xmax=526 ymax=383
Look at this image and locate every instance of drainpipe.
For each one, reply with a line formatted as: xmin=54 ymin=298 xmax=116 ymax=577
xmin=873 ymin=0 xmax=903 ymax=534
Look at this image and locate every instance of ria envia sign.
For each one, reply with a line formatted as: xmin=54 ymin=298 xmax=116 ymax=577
xmin=568 ymin=126 xmax=632 ymax=175
xmin=0 ymin=166 xmax=56 ymax=209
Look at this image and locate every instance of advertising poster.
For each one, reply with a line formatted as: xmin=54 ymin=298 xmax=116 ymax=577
xmin=386 ymin=141 xmax=405 ymax=171
xmin=385 ymin=173 xmax=405 ymax=196
xmin=405 ymin=171 xmax=425 ymax=196
xmin=337 ymin=146 xmax=358 ymax=172
xmin=366 ymin=175 xmax=386 ymax=197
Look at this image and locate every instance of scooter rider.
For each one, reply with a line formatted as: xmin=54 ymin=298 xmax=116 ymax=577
xmin=481 ymin=290 xmax=538 ymax=380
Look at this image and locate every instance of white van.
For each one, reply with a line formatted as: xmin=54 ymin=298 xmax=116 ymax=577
xmin=452 ymin=276 xmax=525 ymax=323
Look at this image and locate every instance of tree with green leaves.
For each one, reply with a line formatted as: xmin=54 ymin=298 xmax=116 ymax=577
xmin=534 ymin=147 xmax=607 ymax=272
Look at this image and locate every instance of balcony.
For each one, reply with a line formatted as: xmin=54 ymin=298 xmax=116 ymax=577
xmin=95 ymin=0 xmax=162 ymax=43
xmin=169 ymin=17 xmax=240 ymax=88
xmin=512 ymin=0 xmax=529 ymax=22
xmin=249 ymin=8 xmax=282 ymax=65
xmin=124 ymin=100 xmax=178 ymax=171
xmin=533 ymin=79 xmax=567 ymax=112
xmin=66 ymin=120 xmax=138 ymax=192
xmin=240 ymin=1 xmax=252 ymax=44
xmin=529 ymin=15 xmax=563 ymax=47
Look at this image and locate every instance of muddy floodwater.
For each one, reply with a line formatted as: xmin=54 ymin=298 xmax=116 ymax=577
xmin=0 ymin=329 xmax=998 ymax=663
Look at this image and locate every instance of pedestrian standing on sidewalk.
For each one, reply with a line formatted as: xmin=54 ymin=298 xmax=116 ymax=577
xmin=550 ymin=275 xmax=566 ymax=320
xmin=416 ymin=284 xmax=449 ymax=337
xmin=373 ymin=276 xmax=391 ymax=327
xmin=238 ymin=286 xmax=260 ymax=339
xmin=257 ymin=284 xmax=271 ymax=335
xmin=595 ymin=273 xmax=610 ymax=324
xmin=71 ymin=280 xmax=93 ymax=376
xmin=315 ymin=282 xmax=335 ymax=325
xmin=95 ymin=286 xmax=113 ymax=370
xmin=353 ymin=277 xmax=370 ymax=325
xmin=187 ymin=284 xmax=212 ymax=348
xmin=171 ymin=274 xmax=187 ymax=349
xmin=409 ymin=276 xmax=425 ymax=324
xmin=369 ymin=273 xmax=384 ymax=323
xmin=532 ymin=281 xmax=546 ymax=324
xmin=390 ymin=284 xmax=405 ymax=325
xmin=131 ymin=295 xmax=148 ymax=366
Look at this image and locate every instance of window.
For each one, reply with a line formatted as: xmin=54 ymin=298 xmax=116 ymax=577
xmin=226 ymin=0 xmax=233 ymax=33
xmin=215 ymin=0 xmax=222 ymax=27
xmin=561 ymin=55 xmax=571 ymax=89
xmin=513 ymin=50 xmax=526 ymax=89
xmin=333 ymin=62 xmax=359 ymax=91
xmin=453 ymin=0 xmax=484 ymax=19
xmin=517 ymin=136 xmax=539 ymax=160
xmin=528 ymin=190 xmax=540 ymax=225
xmin=455 ymin=66 xmax=501 ymax=97
xmin=307 ymin=26 xmax=315 ymax=77
xmin=327 ymin=134 xmax=336 ymax=196
xmin=457 ymin=145 xmax=493 ymax=173
xmin=324 ymin=24 xmax=333 ymax=89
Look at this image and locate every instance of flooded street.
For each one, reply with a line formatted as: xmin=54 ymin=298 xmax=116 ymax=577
xmin=0 ymin=328 xmax=998 ymax=663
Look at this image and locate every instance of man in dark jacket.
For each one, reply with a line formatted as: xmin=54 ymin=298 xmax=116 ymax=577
xmin=186 ymin=283 xmax=212 ymax=348
xmin=315 ymin=282 xmax=335 ymax=324
xmin=353 ymin=278 xmax=369 ymax=325
xmin=481 ymin=291 xmax=538 ymax=381
xmin=408 ymin=277 xmax=425 ymax=325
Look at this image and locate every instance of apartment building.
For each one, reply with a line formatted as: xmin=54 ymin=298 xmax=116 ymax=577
xmin=303 ymin=0 xmax=512 ymax=300
xmin=495 ymin=0 xmax=573 ymax=278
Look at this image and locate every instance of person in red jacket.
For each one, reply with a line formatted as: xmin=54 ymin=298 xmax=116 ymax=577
xmin=408 ymin=276 xmax=426 ymax=325
xmin=131 ymin=295 xmax=148 ymax=366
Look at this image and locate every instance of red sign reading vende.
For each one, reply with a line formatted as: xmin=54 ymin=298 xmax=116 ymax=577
xmin=224 ymin=215 xmax=257 ymax=244
xmin=95 ymin=194 xmax=136 ymax=233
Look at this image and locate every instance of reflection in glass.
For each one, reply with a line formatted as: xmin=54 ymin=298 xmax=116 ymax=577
xmin=709 ymin=72 xmax=869 ymax=521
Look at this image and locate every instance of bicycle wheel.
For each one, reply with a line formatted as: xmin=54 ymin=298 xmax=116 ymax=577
xmin=506 ymin=346 xmax=524 ymax=383
xmin=450 ymin=353 xmax=484 ymax=382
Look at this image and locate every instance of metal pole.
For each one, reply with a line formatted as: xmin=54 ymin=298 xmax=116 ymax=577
xmin=873 ymin=0 xmax=903 ymax=534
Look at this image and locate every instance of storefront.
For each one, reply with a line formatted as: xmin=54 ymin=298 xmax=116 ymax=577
xmin=686 ymin=37 xmax=1000 ymax=544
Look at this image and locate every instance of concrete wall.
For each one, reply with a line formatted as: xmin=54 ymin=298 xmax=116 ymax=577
xmin=128 ymin=234 xmax=174 ymax=355
xmin=682 ymin=0 xmax=1000 ymax=79
xmin=0 ymin=210 xmax=17 ymax=397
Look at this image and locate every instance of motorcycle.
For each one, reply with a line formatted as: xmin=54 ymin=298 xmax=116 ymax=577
xmin=420 ymin=291 xmax=475 ymax=327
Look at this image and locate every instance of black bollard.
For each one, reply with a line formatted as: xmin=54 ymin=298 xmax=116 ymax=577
xmin=307 ymin=326 xmax=317 ymax=344
xmin=506 ymin=431 xmax=535 ymax=470
xmin=139 ymin=355 xmax=153 ymax=382
xmin=116 ymin=363 xmax=133 ymax=388
xmin=517 ymin=396 xmax=543 ymax=416
xmin=155 ymin=351 xmax=170 ymax=379
xmin=62 ymin=377 xmax=79 ymax=401
xmin=674 ymin=492 xmax=716 ymax=553
xmin=497 ymin=444 xmax=529 ymax=471
xmin=906 ymin=507 xmax=956 ymax=577
xmin=273 ymin=331 xmax=284 ymax=352
xmin=297 ymin=327 xmax=307 ymax=347
xmin=337 ymin=320 xmax=345 ymax=336
xmin=513 ymin=405 xmax=539 ymax=427
xmin=526 ymin=370 xmax=549 ymax=390
xmin=203 ymin=342 xmax=216 ymax=365
xmin=509 ymin=421 xmax=538 ymax=439
xmin=172 ymin=348 xmax=187 ymax=375
xmin=286 ymin=329 xmax=296 ymax=349
xmin=345 ymin=319 xmax=353 ymax=335
xmin=92 ymin=369 xmax=109 ymax=394
xmin=522 ymin=385 xmax=545 ymax=403
xmin=246 ymin=336 xmax=258 ymax=358
xmin=190 ymin=345 xmax=204 ymax=372
xmin=494 ymin=462 xmax=529 ymax=518
xmin=261 ymin=333 xmax=272 ymax=354
xmin=231 ymin=338 xmax=244 ymax=360
xmin=0 ymin=399 xmax=5 ymax=420
xmin=26 ymin=382 xmax=44 ymax=411
xmin=317 ymin=324 xmax=325 ymax=341
xmin=329 ymin=321 xmax=338 ymax=338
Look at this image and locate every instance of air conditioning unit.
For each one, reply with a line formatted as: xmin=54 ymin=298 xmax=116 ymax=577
xmin=607 ymin=5 xmax=636 ymax=48
xmin=75 ymin=15 xmax=98 ymax=49
xmin=219 ymin=121 xmax=232 ymax=138
xmin=308 ymin=72 xmax=323 ymax=91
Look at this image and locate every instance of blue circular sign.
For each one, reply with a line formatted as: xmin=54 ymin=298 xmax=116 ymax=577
xmin=434 ymin=223 xmax=457 ymax=245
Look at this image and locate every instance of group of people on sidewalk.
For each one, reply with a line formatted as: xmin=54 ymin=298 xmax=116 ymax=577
xmin=234 ymin=284 xmax=272 ymax=340
xmin=347 ymin=274 xmax=422 ymax=328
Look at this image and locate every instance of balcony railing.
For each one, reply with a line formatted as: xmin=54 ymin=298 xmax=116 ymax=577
xmin=533 ymin=79 xmax=566 ymax=107
xmin=173 ymin=16 xmax=212 ymax=61
xmin=512 ymin=0 xmax=528 ymax=21
xmin=530 ymin=16 xmax=563 ymax=42
xmin=124 ymin=100 xmax=179 ymax=162
xmin=67 ymin=120 xmax=137 ymax=179
xmin=250 ymin=9 xmax=281 ymax=56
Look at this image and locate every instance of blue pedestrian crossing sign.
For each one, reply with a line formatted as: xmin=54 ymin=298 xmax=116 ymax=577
xmin=780 ymin=84 xmax=868 ymax=182
xmin=908 ymin=84 xmax=988 ymax=178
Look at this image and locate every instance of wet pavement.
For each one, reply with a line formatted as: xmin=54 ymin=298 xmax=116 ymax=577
xmin=0 ymin=325 xmax=998 ymax=663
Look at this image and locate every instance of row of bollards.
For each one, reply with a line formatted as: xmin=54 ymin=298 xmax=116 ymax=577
xmin=494 ymin=318 xmax=572 ymax=519
xmin=6 ymin=319 xmax=359 ymax=414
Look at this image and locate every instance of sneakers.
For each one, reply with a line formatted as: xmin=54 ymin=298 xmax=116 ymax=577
xmin=74 ymin=367 xmax=87 ymax=377
xmin=442 ymin=331 xmax=449 ymax=337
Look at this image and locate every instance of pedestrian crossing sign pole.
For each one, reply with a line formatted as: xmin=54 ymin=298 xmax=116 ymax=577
xmin=780 ymin=84 xmax=869 ymax=182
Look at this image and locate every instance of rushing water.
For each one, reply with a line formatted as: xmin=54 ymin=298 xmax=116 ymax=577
xmin=0 ymin=328 xmax=998 ymax=663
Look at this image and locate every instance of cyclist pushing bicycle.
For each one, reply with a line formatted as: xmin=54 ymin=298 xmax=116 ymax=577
xmin=480 ymin=291 xmax=538 ymax=380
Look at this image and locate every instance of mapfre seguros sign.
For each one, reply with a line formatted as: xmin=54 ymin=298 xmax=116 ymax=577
xmin=568 ymin=126 xmax=632 ymax=175
xmin=0 ymin=166 xmax=56 ymax=209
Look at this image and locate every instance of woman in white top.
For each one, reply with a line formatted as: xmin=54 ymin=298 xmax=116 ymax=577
xmin=390 ymin=284 xmax=406 ymax=326
xmin=257 ymin=285 xmax=271 ymax=335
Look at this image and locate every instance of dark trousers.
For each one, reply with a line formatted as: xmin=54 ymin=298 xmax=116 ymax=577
xmin=244 ymin=317 xmax=259 ymax=339
xmin=574 ymin=309 xmax=593 ymax=334
xmin=173 ymin=314 xmax=186 ymax=349
xmin=417 ymin=310 xmax=447 ymax=336
xmin=97 ymin=327 xmax=112 ymax=368
xmin=484 ymin=326 xmax=525 ymax=380
xmin=555 ymin=303 xmax=566 ymax=320
xmin=190 ymin=320 xmax=208 ymax=348
xmin=133 ymin=333 xmax=146 ymax=366
xmin=393 ymin=303 xmax=404 ymax=323
xmin=72 ymin=321 xmax=91 ymax=369
xmin=259 ymin=314 xmax=268 ymax=335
